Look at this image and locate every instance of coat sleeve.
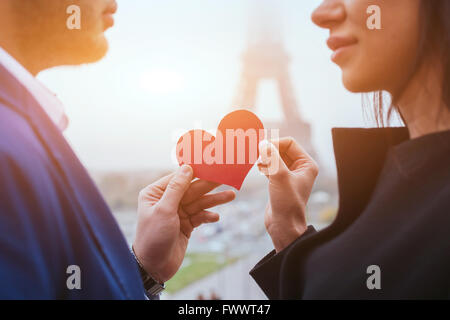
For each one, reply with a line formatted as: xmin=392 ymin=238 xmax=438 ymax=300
xmin=0 ymin=151 xmax=59 ymax=299
xmin=249 ymin=226 xmax=317 ymax=299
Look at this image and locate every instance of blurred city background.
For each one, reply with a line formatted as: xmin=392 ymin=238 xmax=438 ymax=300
xmin=37 ymin=0 xmax=390 ymax=299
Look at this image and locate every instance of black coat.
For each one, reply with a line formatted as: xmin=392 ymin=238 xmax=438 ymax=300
xmin=250 ymin=127 xmax=450 ymax=299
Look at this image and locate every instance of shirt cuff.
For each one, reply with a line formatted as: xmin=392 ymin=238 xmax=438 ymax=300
xmin=249 ymin=225 xmax=317 ymax=299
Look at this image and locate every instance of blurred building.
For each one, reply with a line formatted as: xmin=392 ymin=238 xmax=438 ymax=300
xmin=233 ymin=0 xmax=318 ymax=161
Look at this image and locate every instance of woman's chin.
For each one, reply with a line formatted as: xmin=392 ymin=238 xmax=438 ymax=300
xmin=341 ymin=73 xmax=377 ymax=93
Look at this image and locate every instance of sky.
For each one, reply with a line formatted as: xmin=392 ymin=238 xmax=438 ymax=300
xmin=38 ymin=0 xmax=384 ymax=173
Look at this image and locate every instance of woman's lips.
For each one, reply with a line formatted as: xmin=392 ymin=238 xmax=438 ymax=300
xmin=327 ymin=35 xmax=358 ymax=63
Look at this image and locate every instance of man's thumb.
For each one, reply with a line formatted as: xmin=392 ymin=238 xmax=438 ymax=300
xmin=160 ymin=165 xmax=193 ymax=211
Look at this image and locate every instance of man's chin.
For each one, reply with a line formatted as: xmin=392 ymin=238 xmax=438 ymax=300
xmin=79 ymin=36 xmax=109 ymax=64
xmin=60 ymin=35 xmax=109 ymax=66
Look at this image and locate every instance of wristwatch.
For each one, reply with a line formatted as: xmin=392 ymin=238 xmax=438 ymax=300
xmin=131 ymin=246 xmax=165 ymax=296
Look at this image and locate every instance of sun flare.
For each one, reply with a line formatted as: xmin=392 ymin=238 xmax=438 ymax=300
xmin=139 ymin=69 xmax=185 ymax=95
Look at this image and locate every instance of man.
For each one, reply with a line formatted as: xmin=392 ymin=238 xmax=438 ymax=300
xmin=0 ymin=0 xmax=235 ymax=299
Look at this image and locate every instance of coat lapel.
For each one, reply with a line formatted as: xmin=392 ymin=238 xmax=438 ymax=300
xmin=278 ymin=127 xmax=410 ymax=299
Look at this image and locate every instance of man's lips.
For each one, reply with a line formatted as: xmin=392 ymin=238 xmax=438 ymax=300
xmin=103 ymin=1 xmax=118 ymax=29
xmin=104 ymin=1 xmax=118 ymax=15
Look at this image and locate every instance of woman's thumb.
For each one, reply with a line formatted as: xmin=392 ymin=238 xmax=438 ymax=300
xmin=258 ymin=140 xmax=290 ymax=181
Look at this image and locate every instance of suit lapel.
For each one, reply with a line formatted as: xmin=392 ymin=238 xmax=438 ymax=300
xmin=0 ymin=64 xmax=140 ymax=299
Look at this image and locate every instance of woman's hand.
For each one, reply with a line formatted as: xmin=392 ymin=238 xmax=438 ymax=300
xmin=132 ymin=165 xmax=235 ymax=283
xmin=258 ymin=138 xmax=319 ymax=253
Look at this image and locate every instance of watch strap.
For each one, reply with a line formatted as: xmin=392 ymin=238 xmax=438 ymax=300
xmin=131 ymin=246 xmax=165 ymax=295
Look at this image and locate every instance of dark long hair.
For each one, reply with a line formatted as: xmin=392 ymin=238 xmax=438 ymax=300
xmin=370 ymin=0 xmax=450 ymax=127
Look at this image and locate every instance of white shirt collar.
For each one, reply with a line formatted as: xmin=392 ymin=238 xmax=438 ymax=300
xmin=0 ymin=46 xmax=68 ymax=131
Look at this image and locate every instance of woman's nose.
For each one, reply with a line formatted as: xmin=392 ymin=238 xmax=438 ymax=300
xmin=311 ymin=0 xmax=346 ymax=29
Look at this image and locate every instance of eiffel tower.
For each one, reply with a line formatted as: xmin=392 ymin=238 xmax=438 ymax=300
xmin=233 ymin=0 xmax=317 ymax=160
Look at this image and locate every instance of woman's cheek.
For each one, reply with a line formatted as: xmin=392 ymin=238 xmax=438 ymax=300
xmin=341 ymin=1 xmax=403 ymax=92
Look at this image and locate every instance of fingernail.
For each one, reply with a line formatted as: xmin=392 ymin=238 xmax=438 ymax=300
xmin=260 ymin=140 xmax=273 ymax=153
xmin=259 ymin=140 xmax=273 ymax=164
xmin=259 ymin=140 xmax=270 ymax=151
xmin=179 ymin=165 xmax=192 ymax=176
xmin=258 ymin=158 xmax=269 ymax=166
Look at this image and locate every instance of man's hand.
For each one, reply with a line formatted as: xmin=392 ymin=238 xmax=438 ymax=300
xmin=133 ymin=165 xmax=235 ymax=283
xmin=258 ymin=138 xmax=319 ymax=253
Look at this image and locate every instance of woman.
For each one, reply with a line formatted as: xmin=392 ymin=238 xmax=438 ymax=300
xmin=252 ymin=0 xmax=450 ymax=299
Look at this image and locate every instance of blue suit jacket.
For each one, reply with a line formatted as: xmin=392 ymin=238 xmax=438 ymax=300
xmin=0 ymin=64 xmax=145 ymax=299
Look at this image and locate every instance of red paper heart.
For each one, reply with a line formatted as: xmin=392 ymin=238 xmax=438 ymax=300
xmin=176 ymin=110 xmax=265 ymax=190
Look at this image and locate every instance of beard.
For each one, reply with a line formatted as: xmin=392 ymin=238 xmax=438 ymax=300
xmin=11 ymin=0 xmax=110 ymax=71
